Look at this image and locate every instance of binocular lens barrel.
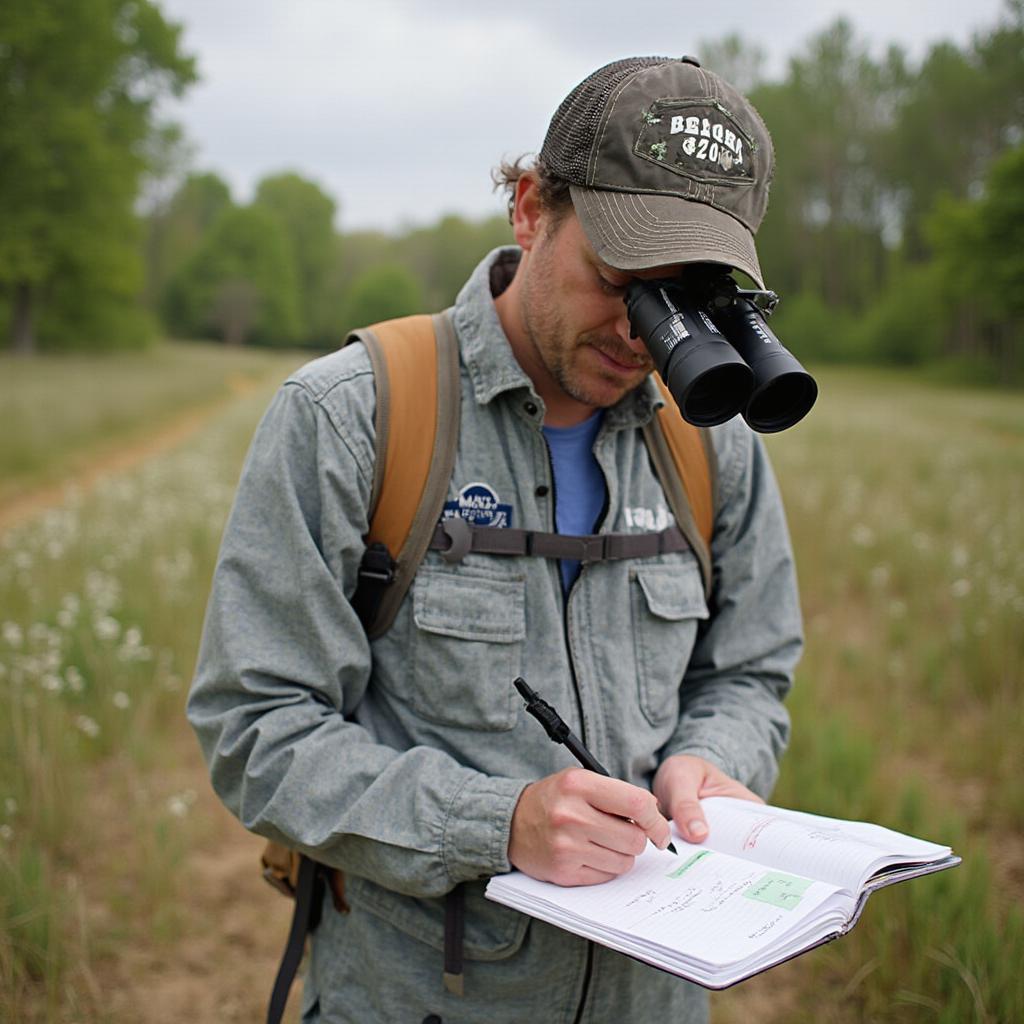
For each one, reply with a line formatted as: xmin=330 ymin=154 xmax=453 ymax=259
xmin=707 ymin=300 xmax=818 ymax=433
xmin=624 ymin=277 xmax=817 ymax=433
xmin=625 ymin=282 xmax=754 ymax=427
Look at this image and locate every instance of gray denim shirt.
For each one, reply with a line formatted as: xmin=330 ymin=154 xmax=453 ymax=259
xmin=188 ymin=248 xmax=803 ymax=1024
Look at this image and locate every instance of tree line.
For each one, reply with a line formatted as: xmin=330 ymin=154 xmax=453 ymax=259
xmin=1 ymin=1 xmax=1022 ymax=382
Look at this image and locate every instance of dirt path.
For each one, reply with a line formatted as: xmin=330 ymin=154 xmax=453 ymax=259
xmin=0 ymin=375 xmax=257 ymax=535
xmin=102 ymin=756 xmax=300 ymax=1023
xmin=3 ymin=374 xmax=303 ymax=1020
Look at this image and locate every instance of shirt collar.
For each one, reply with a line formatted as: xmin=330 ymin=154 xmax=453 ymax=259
xmin=452 ymin=246 xmax=663 ymax=429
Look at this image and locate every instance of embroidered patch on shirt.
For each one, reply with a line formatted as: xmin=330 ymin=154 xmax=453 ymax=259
xmin=442 ymin=482 xmax=513 ymax=528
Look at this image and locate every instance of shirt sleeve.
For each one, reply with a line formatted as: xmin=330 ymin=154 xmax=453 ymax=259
xmin=186 ymin=375 xmax=527 ymax=899
xmin=658 ymin=422 xmax=803 ymax=798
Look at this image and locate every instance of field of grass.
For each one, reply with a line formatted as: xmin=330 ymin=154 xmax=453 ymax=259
xmin=718 ymin=369 xmax=1024 ymax=1024
xmin=0 ymin=353 xmax=1021 ymax=1022
xmin=0 ymin=343 xmax=304 ymax=1021
xmin=0 ymin=343 xmax=309 ymax=506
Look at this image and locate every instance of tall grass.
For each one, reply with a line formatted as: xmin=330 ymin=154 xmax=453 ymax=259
xmin=0 ymin=350 xmax=300 ymax=1022
xmin=0 ymin=342 xmax=309 ymax=503
xmin=0 ymin=358 xmax=1021 ymax=1021
xmin=716 ymin=367 xmax=1024 ymax=1023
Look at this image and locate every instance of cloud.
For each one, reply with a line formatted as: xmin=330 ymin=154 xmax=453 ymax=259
xmin=159 ymin=0 xmax=1008 ymax=229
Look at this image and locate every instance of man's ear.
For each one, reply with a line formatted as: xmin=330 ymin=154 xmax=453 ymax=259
xmin=510 ymin=174 xmax=546 ymax=252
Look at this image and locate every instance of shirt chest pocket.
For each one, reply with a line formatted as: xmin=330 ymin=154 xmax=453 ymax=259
xmin=630 ymin=564 xmax=709 ymax=727
xmin=407 ymin=566 xmax=526 ymax=732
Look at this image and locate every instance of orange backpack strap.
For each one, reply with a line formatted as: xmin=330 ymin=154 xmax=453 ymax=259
xmin=641 ymin=375 xmax=717 ymax=594
xmin=346 ymin=309 xmax=461 ymax=638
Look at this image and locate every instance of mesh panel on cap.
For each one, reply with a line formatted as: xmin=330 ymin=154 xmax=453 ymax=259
xmin=541 ymin=57 xmax=671 ymax=185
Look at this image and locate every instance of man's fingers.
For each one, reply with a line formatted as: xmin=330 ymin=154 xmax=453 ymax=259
xmin=669 ymin=797 xmax=708 ymax=843
xmin=581 ymin=772 xmax=672 ymax=849
xmin=581 ymin=842 xmax=638 ymax=878
xmin=700 ymin=776 xmax=764 ymax=804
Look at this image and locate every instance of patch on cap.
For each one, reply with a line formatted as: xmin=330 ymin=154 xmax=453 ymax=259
xmin=635 ymin=102 xmax=756 ymax=183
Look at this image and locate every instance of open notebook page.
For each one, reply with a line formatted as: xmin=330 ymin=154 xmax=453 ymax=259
xmin=696 ymin=797 xmax=952 ymax=892
xmin=489 ymin=841 xmax=854 ymax=971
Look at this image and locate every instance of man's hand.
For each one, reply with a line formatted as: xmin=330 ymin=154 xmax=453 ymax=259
xmin=653 ymin=754 xmax=763 ymax=844
xmin=508 ymin=767 xmax=672 ymax=886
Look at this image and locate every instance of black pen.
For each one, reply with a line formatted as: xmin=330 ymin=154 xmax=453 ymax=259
xmin=513 ymin=677 xmax=677 ymax=855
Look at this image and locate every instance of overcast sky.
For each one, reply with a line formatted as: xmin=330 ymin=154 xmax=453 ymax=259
xmin=157 ymin=0 xmax=1010 ymax=232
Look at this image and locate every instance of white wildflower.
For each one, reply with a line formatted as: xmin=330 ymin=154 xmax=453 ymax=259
xmin=951 ymin=544 xmax=969 ymax=570
xmin=75 ymin=715 xmax=100 ymax=738
xmin=869 ymin=565 xmax=890 ymax=588
xmin=94 ymin=616 xmax=121 ymax=642
xmin=13 ymin=551 xmax=32 ymax=571
xmin=112 ymin=691 xmax=131 ymax=710
xmin=40 ymin=674 xmax=63 ymax=693
xmin=4 ymin=798 xmax=16 ymax=816
xmin=951 ymin=578 xmax=972 ymax=598
xmin=166 ymin=789 xmax=198 ymax=818
xmin=57 ymin=609 xmax=75 ymax=629
xmin=0 ymin=825 xmax=13 ymax=842
xmin=851 ymin=524 xmax=875 ymax=548
xmin=2 ymin=622 xmax=23 ymax=647
xmin=65 ymin=666 xmax=85 ymax=692
xmin=888 ymin=599 xmax=907 ymax=619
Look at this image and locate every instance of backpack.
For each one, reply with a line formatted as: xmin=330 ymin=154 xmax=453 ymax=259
xmin=260 ymin=309 xmax=717 ymax=1022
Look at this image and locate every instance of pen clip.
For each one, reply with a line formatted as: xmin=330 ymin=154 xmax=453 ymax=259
xmin=513 ymin=677 xmax=570 ymax=744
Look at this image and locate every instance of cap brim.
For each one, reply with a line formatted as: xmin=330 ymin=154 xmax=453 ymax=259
xmin=570 ymin=185 xmax=764 ymax=288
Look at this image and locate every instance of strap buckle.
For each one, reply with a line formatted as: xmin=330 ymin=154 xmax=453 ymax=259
xmin=562 ymin=535 xmax=605 ymax=563
xmin=439 ymin=516 xmax=472 ymax=563
xmin=358 ymin=542 xmax=396 ymax=584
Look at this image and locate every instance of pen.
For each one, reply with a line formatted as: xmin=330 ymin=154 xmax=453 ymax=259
xmin=513 ymin=676 xmax=677 ymax=855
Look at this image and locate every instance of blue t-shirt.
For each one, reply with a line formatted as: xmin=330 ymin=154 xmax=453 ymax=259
xmin=542 ymin=411 xmax=607 ymax=592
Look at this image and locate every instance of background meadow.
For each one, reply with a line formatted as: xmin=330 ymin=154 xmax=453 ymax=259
xmin=1 ymin=351 xmax=1021 ymax=1023
xmin=2 ymin=1 xmax=1022 ymax=1021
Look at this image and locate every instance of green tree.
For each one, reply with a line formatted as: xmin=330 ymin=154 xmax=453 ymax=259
xmin=342 ymin=264 xmax=423 ymax=332
xmin=880 ymin=3 xmax=1024 ymax=257
xmin=927 ymin=144 xmax=1024 ymax=381
xmin=147 ymin=171 xmax=233 ymax=311
xmin=165 ymin=206 xmax=301 ymax=346
xmin=751 ymin=20 xmax=898 ymax=312
xmin=253 ymin=172 xmax=338 ymax=343
xmin=696 ymin=34 xmax=768 ymax=93
xmin=397 ymin=214 xmax=512 ymax=311
xmin=0 ymin=0 xmax=196 ymax=352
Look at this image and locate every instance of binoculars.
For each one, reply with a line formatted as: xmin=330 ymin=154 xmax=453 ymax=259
xmin=624 ymin=269 xmax=817 ymax=432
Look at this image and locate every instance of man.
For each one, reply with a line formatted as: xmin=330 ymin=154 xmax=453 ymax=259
xmin=188 ymin=56 xmax=802 ymax=1023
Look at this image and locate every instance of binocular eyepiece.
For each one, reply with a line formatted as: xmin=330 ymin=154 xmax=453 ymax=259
xmin=624 ymin=270 xmax=816 ymax=433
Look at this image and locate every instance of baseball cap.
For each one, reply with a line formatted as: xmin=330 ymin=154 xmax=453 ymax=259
xmin=539 ymin=56 xmax=774 ymax=287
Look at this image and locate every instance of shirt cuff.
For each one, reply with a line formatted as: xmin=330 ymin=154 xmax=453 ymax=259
xmin=442 ymin=773 xmax=532 ymax=882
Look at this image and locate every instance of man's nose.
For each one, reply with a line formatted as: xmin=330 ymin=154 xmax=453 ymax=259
xmin=614 ymin=307 xmax=644 ymax=353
